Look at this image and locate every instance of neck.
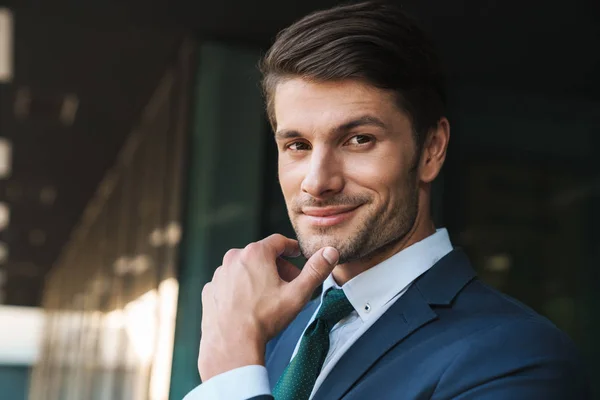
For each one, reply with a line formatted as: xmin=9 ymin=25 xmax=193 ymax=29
xmin=332 ymin=203 xmax=435 ymax=286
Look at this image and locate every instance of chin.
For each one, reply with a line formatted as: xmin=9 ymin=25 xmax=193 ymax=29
xmin=298 ymin=232 xmax=349 ymax=260
xmin=297 ymin=233 xmax=332 ymax=256
xmin=295 ymin=215 xmax=357 ymax=248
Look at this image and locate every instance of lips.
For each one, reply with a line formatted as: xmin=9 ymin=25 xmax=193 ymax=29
xmin=302 ymin=206 xmax=358 ymax=217
xmin=300 ymin=205 xmax=360 ymax=227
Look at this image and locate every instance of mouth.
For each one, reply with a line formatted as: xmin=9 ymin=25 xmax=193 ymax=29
xmin=300 ymin=205 xmax=361 ymax=227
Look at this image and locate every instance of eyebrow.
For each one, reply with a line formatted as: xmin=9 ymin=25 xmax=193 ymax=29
xmin=275 ymin=115 xmax=387 ymax=140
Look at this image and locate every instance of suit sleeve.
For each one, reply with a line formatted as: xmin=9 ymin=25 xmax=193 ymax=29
xmin=433 ymin=319 xmax=592 ymax=400
xmin=182 ymin=365 xmax=273 ymax=400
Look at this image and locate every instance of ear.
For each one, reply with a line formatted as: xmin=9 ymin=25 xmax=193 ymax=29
xmin=418 ymin=118 xmax=450 ymax=183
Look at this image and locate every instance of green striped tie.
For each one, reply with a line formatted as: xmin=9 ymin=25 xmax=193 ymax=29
xmin=273 ymin=288 xmax=354 ymax=400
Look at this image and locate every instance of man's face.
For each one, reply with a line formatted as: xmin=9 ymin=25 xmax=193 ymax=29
xmin=274 ymin=78 xmax=421 ymax=264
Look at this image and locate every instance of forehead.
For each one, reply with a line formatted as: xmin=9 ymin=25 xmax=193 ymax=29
xmin=273 ymin=78 xmax=405 ymax=131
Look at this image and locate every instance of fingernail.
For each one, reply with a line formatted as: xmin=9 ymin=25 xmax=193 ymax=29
xmin=322 ymin=247 xmax=339 ymax=265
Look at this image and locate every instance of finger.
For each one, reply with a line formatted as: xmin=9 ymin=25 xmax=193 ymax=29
xmin=276 ymin=258 xmax=302 ymax=282
xmin=223 ymin=248 xmax=240 ymax=265
xmin=201 ymin=282 xmax=214 ymax=331
xmin=287 ymin=247 xmax=339 ymax=302
xmin=201 ymin=282 xmax=213 ymax=303
xmin=263 ymin=234 xmax=301 ymax=258
xmin=212 ymin=266 xmax=223 ymax=281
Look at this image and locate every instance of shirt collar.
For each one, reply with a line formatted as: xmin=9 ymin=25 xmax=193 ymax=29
xmin=321 ymin=228 xmax=453 ymax=321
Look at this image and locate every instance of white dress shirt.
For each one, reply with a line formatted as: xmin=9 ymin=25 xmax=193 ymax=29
xmin=184 ymin=229 xmax=453 ymax=400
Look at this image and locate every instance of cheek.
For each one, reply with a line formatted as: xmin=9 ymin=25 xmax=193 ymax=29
xmin=345 ymin=153 xmax=403 ymax=190
xmin=278 ymin=159 xmax=305 ymax=200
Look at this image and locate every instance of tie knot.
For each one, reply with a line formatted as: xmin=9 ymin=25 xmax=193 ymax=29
xmin=315 ymin=288 xmax=354 ymax=327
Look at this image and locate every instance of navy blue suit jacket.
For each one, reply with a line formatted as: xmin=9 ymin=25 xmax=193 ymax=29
xmin=254 ymin=249 xmax=590 ymax=399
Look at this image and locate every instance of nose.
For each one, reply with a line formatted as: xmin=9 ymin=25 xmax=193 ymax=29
xmin=300 ymin=147 xmax=344 ymax=199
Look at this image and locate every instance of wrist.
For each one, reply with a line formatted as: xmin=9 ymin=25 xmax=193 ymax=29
xmin=199 ymin=341 xmax=265 ymax=381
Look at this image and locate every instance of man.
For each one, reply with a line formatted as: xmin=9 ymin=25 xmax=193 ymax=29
xmin=184 ymin=2 xmax=590 ymax=399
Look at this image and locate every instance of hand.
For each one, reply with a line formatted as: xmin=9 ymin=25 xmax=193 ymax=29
xmin=198 ymin=234 xmax=339 ymax=381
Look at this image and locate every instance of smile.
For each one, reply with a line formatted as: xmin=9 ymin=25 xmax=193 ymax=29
xmin=300 ymin=205 xmax=361 ymax=227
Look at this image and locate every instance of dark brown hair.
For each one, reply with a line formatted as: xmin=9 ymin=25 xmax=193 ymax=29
xmin=260 ymin=1 xmax=446 ymax=152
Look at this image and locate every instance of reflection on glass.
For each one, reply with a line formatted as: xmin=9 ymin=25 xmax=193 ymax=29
xmin=29 ymin=53 xmax=188 ymax=400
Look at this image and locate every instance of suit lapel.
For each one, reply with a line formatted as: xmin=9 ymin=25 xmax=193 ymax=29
xmin=312 ymin=249 xmax=476 ymax=400
xmin=311 ymin=285 xmax=436 ymax=400
xmin=266 ymin=299 xmax=319 ymax=389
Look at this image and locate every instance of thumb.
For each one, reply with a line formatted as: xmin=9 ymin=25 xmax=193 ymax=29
xmin=287 ymin=247 xmax=339 ymax=302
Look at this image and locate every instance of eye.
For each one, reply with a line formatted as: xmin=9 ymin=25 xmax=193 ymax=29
xmin=346 ymin=135 xmax=374 ymax=146
xmin=287 ymin=141 xmax=311 ymax=151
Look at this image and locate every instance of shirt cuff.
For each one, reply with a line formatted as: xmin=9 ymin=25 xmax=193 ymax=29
xmin=182 ymin=365 xmax=271 ymax=400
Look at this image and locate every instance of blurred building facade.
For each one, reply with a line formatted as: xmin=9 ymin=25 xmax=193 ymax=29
xmin=28 ymin=44 xmax=192 ymax=400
